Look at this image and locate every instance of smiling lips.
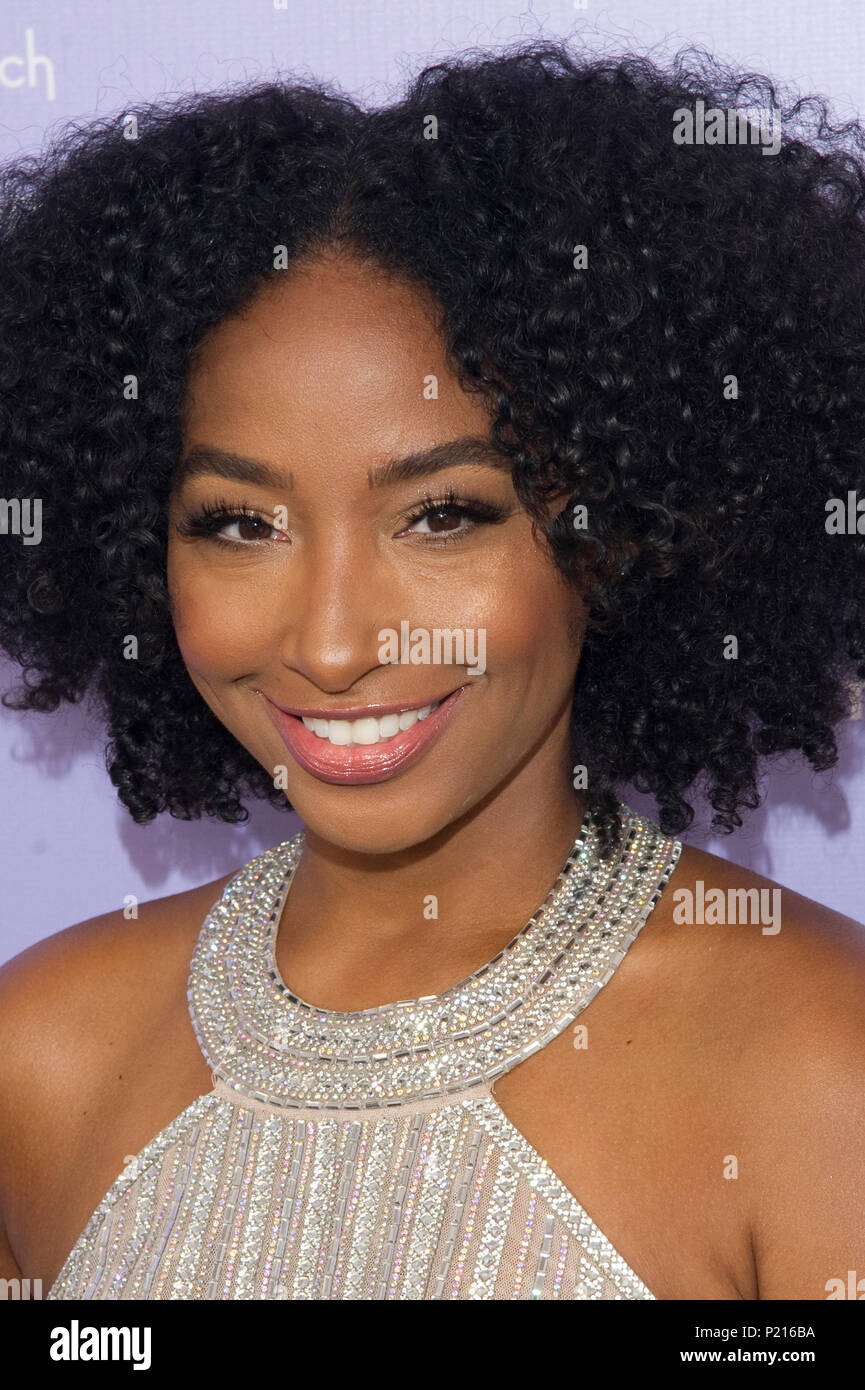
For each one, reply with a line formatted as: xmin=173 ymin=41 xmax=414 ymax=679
xmin=260 ymin=687 xmax=466 ymax=784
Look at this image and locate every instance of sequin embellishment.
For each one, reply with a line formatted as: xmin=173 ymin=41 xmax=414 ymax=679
xmin=48 ymin=803 xmax=681 ymax=1300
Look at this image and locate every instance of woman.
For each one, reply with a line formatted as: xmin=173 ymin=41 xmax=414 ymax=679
xmin=1 ymin=40 xmax=864 ymax=1301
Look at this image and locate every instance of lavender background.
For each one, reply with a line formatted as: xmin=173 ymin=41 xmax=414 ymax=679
xmin=1 ymin=0 xmax=864 ymax=964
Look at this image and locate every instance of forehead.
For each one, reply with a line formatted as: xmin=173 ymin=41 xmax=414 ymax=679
xmin=185 ymin=252 xmax=460 ymax=417
xmin=180 ymin=251 xmax=496 ymax=481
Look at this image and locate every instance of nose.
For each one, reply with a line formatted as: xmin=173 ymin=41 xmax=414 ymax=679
xmin=272 ymin=532 xmax=401 ymax=694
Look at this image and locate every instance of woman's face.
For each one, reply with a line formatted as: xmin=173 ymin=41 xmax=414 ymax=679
xmin=167 ymin=250 xmax=587 ymax=853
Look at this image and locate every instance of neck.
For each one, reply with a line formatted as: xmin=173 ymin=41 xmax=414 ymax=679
xmin=274 ymin=746 xmax=588 ymax=1011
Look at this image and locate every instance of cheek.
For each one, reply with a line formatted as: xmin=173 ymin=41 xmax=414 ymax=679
xmin=167 ymin=557 xmax=271 ymax=675
xmin=465 ymin=548 xmax=582 ymax=673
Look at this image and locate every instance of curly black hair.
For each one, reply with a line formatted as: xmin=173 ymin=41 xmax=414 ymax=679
xmin=2 ymin=38 xmax=865 ymax=860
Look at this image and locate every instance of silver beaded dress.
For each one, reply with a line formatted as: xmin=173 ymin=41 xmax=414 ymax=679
xmin=48 ymin=803 xmax=681 ymax=1301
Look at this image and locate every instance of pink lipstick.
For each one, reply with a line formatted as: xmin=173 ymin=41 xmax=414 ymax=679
xmin=260 ymin=686 xmax=466 ymax=785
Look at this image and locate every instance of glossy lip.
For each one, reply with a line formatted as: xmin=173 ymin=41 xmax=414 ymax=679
xmin=264 ymin=690 xmax=460 ymax=721
xmin=261 ymin=685 xmax=466 ymax=785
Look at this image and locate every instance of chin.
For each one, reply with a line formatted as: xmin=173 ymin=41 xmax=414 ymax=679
xmin=287 ymin=793 xmax=471 ymax=857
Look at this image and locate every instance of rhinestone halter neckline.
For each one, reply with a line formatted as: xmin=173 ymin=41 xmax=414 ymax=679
xmin=188 ymin=802 xmax=681 ymax=1111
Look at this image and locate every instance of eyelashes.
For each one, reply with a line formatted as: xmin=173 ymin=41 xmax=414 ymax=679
xmin=174 ymin=487 xmax=510 ymax=550
xmin=401 ymin=487 xmax=509 ymax=541
xmin=174 ymin=496 xmax=279 ymax=548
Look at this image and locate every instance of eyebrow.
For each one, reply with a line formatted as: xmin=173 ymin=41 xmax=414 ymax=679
xmin=172 ymin=435 xmax=512 ymax=493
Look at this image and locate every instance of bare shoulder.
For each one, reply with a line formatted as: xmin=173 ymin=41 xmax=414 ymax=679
xmin=0 ymin=864 xmax=243 ymax=1279
xmin=663 ymin=841 xmax=865 ymax=1023
xmin=0 ymin=866 xmax=238 ymax=1100
xmin=0 ymin=867 xmax=237 ymax=1073
xmin=659 ymin=842 xmax=865 ymax=1300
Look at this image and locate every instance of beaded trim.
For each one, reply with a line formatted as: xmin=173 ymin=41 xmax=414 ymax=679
xmin=46 ymin=1092 xmax=223 ymax=1299
xmin=470 ymin=1096 xmax=655 ymax=1298
xmin=188 ymin=803 xmax=681 ymax=1110
xmin=48 ymin=1090 xmax=656 ymax=1300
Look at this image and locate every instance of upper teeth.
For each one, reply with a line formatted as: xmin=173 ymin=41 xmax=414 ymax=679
xmin=301 ymin=701 xmax=442 ymax=745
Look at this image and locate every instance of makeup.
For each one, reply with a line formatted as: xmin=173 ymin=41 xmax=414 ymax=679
xmin=260 ymin=686 xmax=466 ymax=784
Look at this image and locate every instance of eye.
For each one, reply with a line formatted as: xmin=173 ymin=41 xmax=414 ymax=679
xmin=174 ymin=488 xmax=511 ymax=550
xmin=174 ymin=498 xmax=285 ymax=548
xmin=399 ymin=489 xmax=509 ymax=544
xmin=217 ymin=513 xmax=278 ymax=544
xmin=407 ymin=504 xmax=471 ymax=536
